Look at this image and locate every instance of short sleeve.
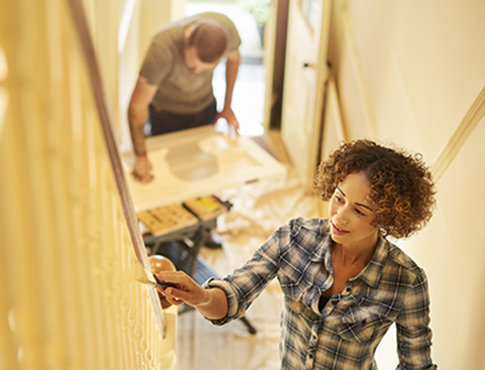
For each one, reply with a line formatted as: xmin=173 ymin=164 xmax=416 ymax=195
xmin=139 ymin=39 xmax=174 ymax=87
xmin=224 ymin=21 xmax=241 ymax=52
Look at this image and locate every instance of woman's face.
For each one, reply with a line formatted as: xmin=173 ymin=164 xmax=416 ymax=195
xmin=328 ymin=172 xmax=379 ymax=250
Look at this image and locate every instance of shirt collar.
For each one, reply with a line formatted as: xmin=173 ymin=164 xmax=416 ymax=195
xmin=354 ymin=237 xmax=389 ymax=288
xmin=311 ymin=220 xmax=333 ymax=270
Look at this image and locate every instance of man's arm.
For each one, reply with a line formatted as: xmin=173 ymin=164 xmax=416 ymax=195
xmin=214 ymin=48 xmax=241 ymax=131
xmin=127 ymin=75 xmax=158 ymax=183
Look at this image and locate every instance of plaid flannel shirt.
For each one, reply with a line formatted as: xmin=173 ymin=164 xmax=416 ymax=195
xmin=205 ymin=217 xmax=437 ymax=370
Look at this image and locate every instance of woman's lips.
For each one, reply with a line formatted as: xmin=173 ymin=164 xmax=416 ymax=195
xmin=331 ymin=222 xmax=349 ymax=236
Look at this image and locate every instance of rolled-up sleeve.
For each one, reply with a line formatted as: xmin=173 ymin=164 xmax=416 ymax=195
xmin=396 ymin=269 xmax=437 ymax=369
xmin=202 ymin=278 xmax=241 ymax=325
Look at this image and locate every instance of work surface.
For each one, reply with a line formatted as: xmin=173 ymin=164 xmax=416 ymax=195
xmin=122 ymin=126 xmax=287 ymax=212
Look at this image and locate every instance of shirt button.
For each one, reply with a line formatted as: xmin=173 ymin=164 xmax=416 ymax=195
xmin=305 ymin=352 xmax=315 ymax=368
xmin=345 ymin=287 xmax=352 ymax=293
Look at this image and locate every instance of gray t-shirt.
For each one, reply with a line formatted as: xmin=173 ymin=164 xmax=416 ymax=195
xmin=140 ymin=12 xmax=241 ymax=114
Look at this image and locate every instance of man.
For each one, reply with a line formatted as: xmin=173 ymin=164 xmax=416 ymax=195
xmin=128 ymin=12 xmax=242 ymax=183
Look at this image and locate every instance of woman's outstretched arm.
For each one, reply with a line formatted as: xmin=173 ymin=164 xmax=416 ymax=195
xmin=154 ymin=270 xmax=228 ymax=320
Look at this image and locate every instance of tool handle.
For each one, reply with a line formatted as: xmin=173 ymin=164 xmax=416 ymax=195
xmin=154 ymin=276 xmax=178 ymax=289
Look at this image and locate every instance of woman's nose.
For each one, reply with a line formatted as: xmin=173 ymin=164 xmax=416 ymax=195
xmin=335 ymin=206 xmax=349 ymax=224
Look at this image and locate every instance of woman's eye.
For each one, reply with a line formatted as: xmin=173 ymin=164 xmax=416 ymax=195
xmin=355 ymin=209 xmax=366 ymax=216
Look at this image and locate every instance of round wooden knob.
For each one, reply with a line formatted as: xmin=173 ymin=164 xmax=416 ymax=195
xmin=148 ymin=255 xmax=176 ymax=309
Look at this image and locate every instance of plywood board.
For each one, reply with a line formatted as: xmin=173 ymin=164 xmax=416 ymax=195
xmin=123 ymin=126 xmax=287 ymax=212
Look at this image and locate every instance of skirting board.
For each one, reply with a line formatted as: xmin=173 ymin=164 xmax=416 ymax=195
xmin=122 ymin=126 xmax=288 ymax=212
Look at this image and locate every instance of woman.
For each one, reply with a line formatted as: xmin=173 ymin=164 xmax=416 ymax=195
xmin=155 ymin=139 xmax=438 ymax=369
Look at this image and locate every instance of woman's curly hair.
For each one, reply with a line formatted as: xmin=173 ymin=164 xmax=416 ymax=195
xmin=314 ymin=139 xmax=436 ymax=239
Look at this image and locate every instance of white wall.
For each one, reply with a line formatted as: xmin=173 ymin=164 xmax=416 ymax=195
xmin=327 ymin=0 xmax=485 ymax=368
xmin=118 ymin=0 xmax=173 ymax=152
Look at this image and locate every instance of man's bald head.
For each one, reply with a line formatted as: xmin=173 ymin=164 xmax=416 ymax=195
xmin=187 ymin=20 xmax=227 ymax=63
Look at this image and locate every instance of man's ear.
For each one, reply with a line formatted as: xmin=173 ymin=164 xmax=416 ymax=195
xmin=183 ymin=24 xmax=195 ymax=46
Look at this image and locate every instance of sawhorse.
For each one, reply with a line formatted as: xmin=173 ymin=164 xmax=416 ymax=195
xmin=140 ymin=197 xmax=257 ymax=335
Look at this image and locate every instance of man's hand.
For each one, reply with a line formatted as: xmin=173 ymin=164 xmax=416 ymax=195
xmin=214 ymin=107 xmax=239 ymax=134
xmin=132 ymin=155 xmax=154 ymax=183
xmin=217 ymin=48 xmax=240 ymax=135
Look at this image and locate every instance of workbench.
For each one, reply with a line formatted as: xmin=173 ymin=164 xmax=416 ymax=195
xmin=139 ymin=195 xmax=256 ymax=334
xmin=124 ymin=126 xmax=285 ymax=335
xmin=122 ymin=125 xmax=287 ymax=212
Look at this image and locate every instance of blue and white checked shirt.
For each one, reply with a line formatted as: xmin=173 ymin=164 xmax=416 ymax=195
xmin=205 ymin=218 xmax=437 ymax=369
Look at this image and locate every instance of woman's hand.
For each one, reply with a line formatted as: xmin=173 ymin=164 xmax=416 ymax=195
xmin=148 ymin=255 xmax=176 ymax=308
xmin=154 ymin=270 xmax=229 ymax=320
xmin=154 ymin=270 xmax=208 ymax=307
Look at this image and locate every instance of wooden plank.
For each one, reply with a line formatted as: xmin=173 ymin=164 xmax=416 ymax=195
xmin=183 ymin=196 xmax=228 ymax=221
xmin=137 ymin=204 xmax=199 ymax=237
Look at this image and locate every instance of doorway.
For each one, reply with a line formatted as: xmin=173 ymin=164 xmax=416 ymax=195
xmin=185 ymin=0 xmax=267 ymax=136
